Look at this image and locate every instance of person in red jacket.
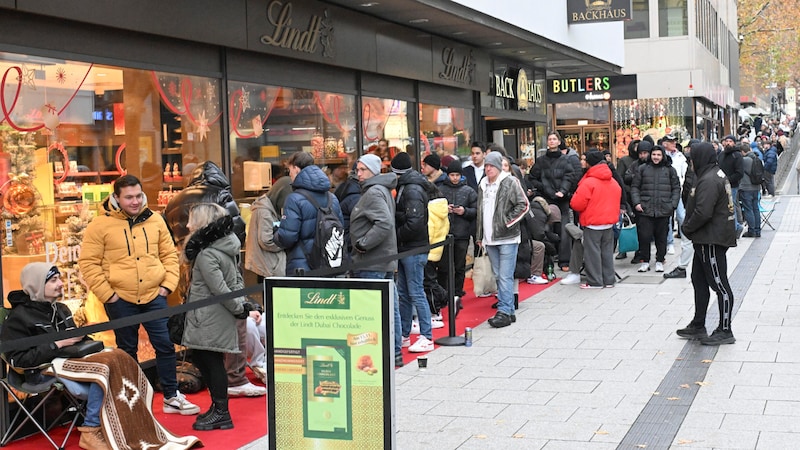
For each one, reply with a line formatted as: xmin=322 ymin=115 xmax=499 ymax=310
xmin=570 ymin=150 xmax=622 ymax=288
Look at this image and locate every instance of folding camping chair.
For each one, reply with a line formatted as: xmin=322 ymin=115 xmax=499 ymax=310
xmin=759 ymin=193 xmax=777 ymax=231
xmin=0 ymin=310 xmax=86 ymax=449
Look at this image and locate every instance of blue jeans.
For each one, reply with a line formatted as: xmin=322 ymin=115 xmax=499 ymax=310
xmin=57 ymin=378 xmax=103 ymax=427
xmin=354 ymin=271 xmax=402 ymax=357
xmin=485 ymin=243 xmax=518 ymax=315
xmin=731 ymin=187 xmax=743 ymax=232
xmin=739 ymin=190 xmax=760 ymax=234
xmin=104 ymin=295 xmax=177 ymax=398
xmin=397 ymin=253 xmax=431 ymax=339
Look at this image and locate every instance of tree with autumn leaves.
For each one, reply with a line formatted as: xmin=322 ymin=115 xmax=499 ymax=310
xmin=738 ymin=0 xmax=800 ymax=104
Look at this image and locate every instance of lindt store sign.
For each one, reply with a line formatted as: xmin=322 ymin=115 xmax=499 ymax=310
xmin=259 ymin=0 xmax=335 ymax=58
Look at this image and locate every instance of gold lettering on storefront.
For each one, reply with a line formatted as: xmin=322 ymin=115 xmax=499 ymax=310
xmin=260 ymin=0 xmax=334 ymax=57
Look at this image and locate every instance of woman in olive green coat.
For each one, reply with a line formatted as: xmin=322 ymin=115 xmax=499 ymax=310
xmin=182 ymin=203 xmax=251 ymax=431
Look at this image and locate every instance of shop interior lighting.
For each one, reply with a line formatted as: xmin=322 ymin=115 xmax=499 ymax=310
xmin=409 ymin=18 xmax=429 ymax=24
xmin=360 ymin=2 xmax=379 ymax=6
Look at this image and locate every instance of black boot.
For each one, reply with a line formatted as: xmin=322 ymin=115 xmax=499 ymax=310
xmin=193 ymin=401 xmax=233 ymax=431
xmin=514 ymin=293 xmax=519 ymax=310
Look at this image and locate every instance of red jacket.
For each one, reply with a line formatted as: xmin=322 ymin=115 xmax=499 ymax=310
xmin=570 ymin=163 xmax=621 ymax=227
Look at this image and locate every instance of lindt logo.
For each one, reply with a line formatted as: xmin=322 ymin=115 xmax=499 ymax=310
xmin=260 ymin=0 xmax=335 ymax=58
xmin=301 ymin=289 xmax=349 ymax=309
xmin=439 ymin=48 xmax=474 ymax=84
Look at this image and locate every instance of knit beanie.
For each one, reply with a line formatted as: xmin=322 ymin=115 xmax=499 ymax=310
xmin=586 ymin=150 xmax=605 ymax=167
xmin=358 ymin=153 xmax=382 ymax=175
xmin=21 ymin=262 xmax=59 ymax=302
xmin=391 ymin=152 xmax=412 ymax=174
xmin=446 ymin=159 xmax=463 ymax=174
xmin=484 ymin=152 xmax=503 ymax=170
xmin=423 ymin=153 xmax=441 ymax=170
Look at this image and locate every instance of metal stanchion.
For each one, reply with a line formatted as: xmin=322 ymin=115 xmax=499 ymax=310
xmin=435 ymin=235 xmax=465 ymax=346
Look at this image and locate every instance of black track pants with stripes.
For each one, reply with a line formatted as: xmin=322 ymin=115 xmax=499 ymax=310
xmin=690 ymin=243 xmax=735 ymax=332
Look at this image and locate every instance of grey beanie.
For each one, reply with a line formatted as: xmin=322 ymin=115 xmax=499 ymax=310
xmin=358 ymin=153 xmax=382 ymax=175
xmin=21 ymin=262 xmax=59 ymax=302
xmin=484 ymin=152 xmax=504 ymax=170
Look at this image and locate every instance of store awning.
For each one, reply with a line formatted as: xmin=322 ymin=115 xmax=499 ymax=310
xmin=325 ymin=0 xmax=622 ymax=77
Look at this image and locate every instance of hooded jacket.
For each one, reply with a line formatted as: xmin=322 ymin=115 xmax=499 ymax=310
xmin=427 ymin=196 xmax=450 ymax=262
xmin=349 ymin=173 xmax=398 ymax=273
xmin=244 ymin=193 xmax=286 ymax=278
xmin=476 ymin=171 xmax=530 ymax=244
xmin=526 ymin=150 xmax=576 ymax=204
xmin=682 ymin=142 xmax=737 ymax=248
xmin=334 ymin=174 xmax=362 ymax=255
xmin=0 ymin=263 xmax=91 ymax=373
xmin=182 ymin=216 xmax=246 ymax=353
xmin=275 ymin=165 xmax=344 ymax=273
xmin=631 ymin=154 xmax=681 ymax=218
xmin=163 ymin=161 xmax=246 ymax=247
xmin=439 ymin=175 xmax=478 ymax=240
xmin=717 ymin=144 xmax=744 ymax=188
xmin=570 ymin=163 xmax=622 ymax=227
xmin=79 ymin=194 xmax=179 ymax=304
xmin=395 ymin=170 xmax=430 ymax=251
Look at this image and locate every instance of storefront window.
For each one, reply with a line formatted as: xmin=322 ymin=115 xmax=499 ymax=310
xmin=362 ymin=97 xmax=415 ymax=170
xmin=227 ymin=81 xmax=357 ymax=199
xmin=611 ymin=98 xmax=691 ymax=157
xmin=555 ymin=102 xmax=610 ymax=126
xmin=625 ymin=0 xmax=650 ymax=39
xmin=659 ymin=0 xmax=688 ymax=37
xmin=419 ymin=104 xmax=473 ymax=165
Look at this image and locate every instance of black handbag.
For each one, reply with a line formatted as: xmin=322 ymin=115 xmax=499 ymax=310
xmin=168 ymin=310 xmax=185 ymax=345
xmin=57 ymin=340 xmax=104 ymax=358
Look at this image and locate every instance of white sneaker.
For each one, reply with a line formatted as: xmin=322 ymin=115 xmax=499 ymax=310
xmin=560 ymin=273 xmax=581 ymax=285
xmin=410 ymin=320 xmax=420 ymax=335
xmin=667 ymin=244 xmax=675 ymax=255
xmin=477 ymin=292 xmax=495 ymax=298
xmin=431 ymin=313 xmax=443 ymax=321
xmin=655 ymin=262 xmax=664 ymax=272
xmin=431 ymin=319 xmax=445 ymax=329
xmin=527 ymin=275 xmax=549 ymax=285
xmin=638 ymin=262 xmax=650 ymax=272
xmin=408 ymin=336 xmax=434 ymax=353
xmin=402 ymin=336 xmax=411 ymax=348
xmin=163 ymin=391 xmax=201 ymax=415
xmin=227 ymin=381 xmax=267 ymax=397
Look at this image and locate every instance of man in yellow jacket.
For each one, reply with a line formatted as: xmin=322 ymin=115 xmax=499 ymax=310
xmin=79 ymin=175 xmax=200 ymax=416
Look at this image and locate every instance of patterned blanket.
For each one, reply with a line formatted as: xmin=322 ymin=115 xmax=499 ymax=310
xmin=49 ymin=348 xmax=202 ymax=450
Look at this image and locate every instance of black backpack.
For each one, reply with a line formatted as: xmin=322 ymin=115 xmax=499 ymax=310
xmin=748 ymin=154 xmax=765 ymax=185
xmin=297 ymin=190 xmax=344 ymax=270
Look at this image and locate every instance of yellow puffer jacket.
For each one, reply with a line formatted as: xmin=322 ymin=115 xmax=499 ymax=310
xmin=79 ymin=196 xmax=179 ymax=304
xmin=427 ymin=198 xmax=450 ymax=262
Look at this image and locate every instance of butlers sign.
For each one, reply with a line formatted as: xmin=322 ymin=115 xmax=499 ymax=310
xmin=568 ymin=0 xmax=632 ymax=24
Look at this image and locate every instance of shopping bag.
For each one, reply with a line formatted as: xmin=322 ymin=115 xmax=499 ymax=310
xmin=472 ymin=246 xmax=497 ymax=296
xmin=617 ymin=213 xmax=639 ymax=253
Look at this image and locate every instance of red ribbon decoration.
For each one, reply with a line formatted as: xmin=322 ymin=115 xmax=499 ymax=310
xmin=49 ymin=142 xmax=70 ymax=184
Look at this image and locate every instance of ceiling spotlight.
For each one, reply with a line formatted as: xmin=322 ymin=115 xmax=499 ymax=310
xmin=488 ymin=42 xmax=503 ymax=46
xmin=513 ymin=50 xmax=527 ymax=54
xmin=409 ymin=18 xmax=429 ymax=24
xmin=360 ymin=2 xmax=379 ymax=6
xmin=452 ymin=31 xmax=467 ymax=36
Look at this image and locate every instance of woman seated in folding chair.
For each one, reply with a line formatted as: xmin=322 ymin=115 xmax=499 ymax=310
xmin=1 ymin=263 xmax=200 ymax=450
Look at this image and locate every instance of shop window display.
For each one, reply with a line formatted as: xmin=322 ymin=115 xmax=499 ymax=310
xmin=362 ymin=97 xmax=415 ymax=171
xmin=1 ymin=52 xmax=223 ymax=359
xmin=612 ymin=98 xmax=691 ymax=158
xmin=227 ymin=81 xmax=357 ymax=199
xmin=419 ymin=104 xmax=473 ymax=164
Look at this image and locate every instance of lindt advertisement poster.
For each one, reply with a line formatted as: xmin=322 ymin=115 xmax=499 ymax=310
xmin=266 ymin=278 xmax=395 ymax=449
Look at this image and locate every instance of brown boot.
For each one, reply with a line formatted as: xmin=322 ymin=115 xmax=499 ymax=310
xmin=78 ymin=426 xmax=110 ymax=450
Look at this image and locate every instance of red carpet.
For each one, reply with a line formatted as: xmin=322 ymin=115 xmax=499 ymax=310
xmin=400 ymin=277 xmax=555 ymax=365
xmin=3 ymin=372 xmax=267 ymax=449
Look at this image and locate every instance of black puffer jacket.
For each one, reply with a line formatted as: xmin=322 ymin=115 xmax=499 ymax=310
xmin=164 ymin=161 xmax=246 ymax=247
xmin=682 ymin=142 xmax=737 ymax=247
xmin=0 ymin=291 xmax=90 ymax=374
xmin=334 ymin=175 xmax=362 ymax=255
xmin=631 ymin=158 xmax=680 ymax=218
xmin=395 ymin=170 xmax=430 ymax=251
xmin=717 ymin=144 xmax=744 ymax=188
xmin=526 ymin=150 xmax=576 ymax=204
xmin=438 ymin=176 xmax=477 ymax=240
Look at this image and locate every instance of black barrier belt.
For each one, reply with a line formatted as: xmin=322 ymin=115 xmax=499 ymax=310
xmin=0 ymin=238 xmax=451 ymax=354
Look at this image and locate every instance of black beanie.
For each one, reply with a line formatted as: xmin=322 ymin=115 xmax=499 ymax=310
xmin=446 ymin=159 xmax=462 ymax=174
xmin=423 ymin=153 xmax=441 ymax=170
xmin=391 ymin=152 xmax=412 ymax=174
xmin=585 ymin=150 xmax=605 ymax=167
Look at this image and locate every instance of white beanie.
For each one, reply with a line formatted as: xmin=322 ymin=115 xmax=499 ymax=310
xmin=358 ymin=153 xmax=382 ymax=175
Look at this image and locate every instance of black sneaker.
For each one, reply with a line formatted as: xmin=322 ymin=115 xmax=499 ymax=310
xmin=663 ymin=267 xmax=687 ymax=279
xmin=631 ymin=257 xmax=641 ymax=264
xmin=395 ymin=354 xmax=404 ymax=368
xmin=676 ymin=323 xmax=707 ymax=340
xmin=701 ymin=329 xmax=735 ymax=346
xmin=488 ymin=312 xmax=513 ymax=328
xmin=742 ymin=231 xmax=755 ymax=238
xmin=615 ymin=252 xmax=627 ymax=260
